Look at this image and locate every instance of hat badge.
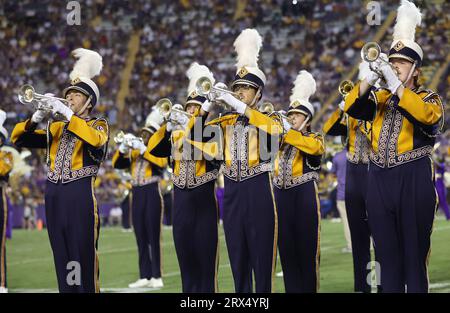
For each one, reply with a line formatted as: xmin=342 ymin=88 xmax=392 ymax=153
xmin=238 ymin=67 xmax=249 ymax=78
xmin=291 ymin=100 xmax=301 ymax=108
xmin=71 ymin=77 xmax=81 ymax=85
xmin=189 ymin=91 xmax=198 ymax=98
xmin=394 ymin=41 xmax=405 ymax=51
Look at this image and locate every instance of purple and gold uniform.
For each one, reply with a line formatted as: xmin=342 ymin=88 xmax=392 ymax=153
xmin=12 ymin=116 xmax=109 ymax=292
xmin=0 ymin=149 xmax=13 ymax=290
xmin=190 ymin=29 xmax=284 ymax=293
xmin=11 ymin=48 xmax=108 ymax=293
xmin=193 ymin=108 xmax=282 ymax=293
xmin=150 ymin=112 xmax=220 ymax=292
xmin=323 ymin=108 xmax=372 ymax=293
xmin=149 ymin=62 xmax=223 ymax=292
xmin=345 ymin=82 xmax=443 ymax=292
xmin=112 ymin=136 xmax=167 ymax=282
xmin=273 ymin=70 xmax=323 ymax=293
xmin=273 ymin=128 xmax=324 ymax=292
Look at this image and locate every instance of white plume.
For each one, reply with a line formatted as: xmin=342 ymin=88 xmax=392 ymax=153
xmin=0 ymin=146 xmax=33 ymax=177
xmin=69 ymin=48 xmax=103 ymax=80
xmin=290 ymin=70 xmax=317 ymax=103
xmin=0 ymin=110 xmax=6 ymax=125
xmin=393 ymin=0 xmax=422 ymax=42
xmin=186 ymin=62 xmax=215 ymax=95
xmin=233 ymin=28 xmax=263 ymax=69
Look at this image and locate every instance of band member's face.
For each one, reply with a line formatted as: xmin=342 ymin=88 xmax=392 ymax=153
xmin=185 ymin=104 xmax=199 ymax=115
xmin=140 ymin=130 xmax=151 ymax=145
xmin=65 ymin=91 xmax=89 ymax=115
xmin=289 ymin=112 xmax=309 ymax=131
xmin=233 ymin=84 xmax=258 ymax=107
xmin=390 ymin=58 xmax=418 ymax=84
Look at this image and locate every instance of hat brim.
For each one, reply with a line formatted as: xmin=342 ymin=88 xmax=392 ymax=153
xmin=287 ymin=109 xmax=310 ymax=117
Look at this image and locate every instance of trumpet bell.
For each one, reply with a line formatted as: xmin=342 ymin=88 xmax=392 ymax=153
xmin=195 ymin=76 xmax=212 ymax=97
xmin=259 ymin=102 xmax=274 ymax=114
xmin=113 ymin=131 xmax=125 ymax=144
xmin=362 ymin=42 xmax=381 ymax=63
xmin=18 ymin=84 xmax=35 ymax=104
xmin=338 ymin=80 xmax=354 ymax=97
xmin=155 ymin=98 xmax=173 ymax=116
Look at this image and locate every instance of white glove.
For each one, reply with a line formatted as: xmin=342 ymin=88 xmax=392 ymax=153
xmin=338 ymin=100 xmax=345 ymax=111
xmin=217 ymin=93 xmax=247 ymax=114
xmin=31 ymin=109 xmax=48 ymax=123
xmin=365 ymin=71 xmax=380 ymax=86
xmin=201 ymin=99 xmax=213 ymax=113
xmin=119 ymin=142 xmax=130 ymax=154
xmin=282 ymin=117 xmax=291 ymax=132
xmin=176 ymin=114 xmax=189 ymax=127
xmin=380 ymin=63 xmax=402 ymax=94
xmin=169 ymin=111 xmax=180 ymax=122
xmin=166 ymin=121 xmax=175 ymax=132
xmin=132 ymin=140 xmax=147 ymax=155
xmin=50 ymin=98 xmax=74 ymax=121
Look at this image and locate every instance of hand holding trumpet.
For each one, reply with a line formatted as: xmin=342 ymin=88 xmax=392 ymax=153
xmin=19 ymin=84 xmax=71 ymax=122
xmin=166 ymin=105 xmax=189 ymax=131
xmin=195 ymin=76 xmax=240 ymax=112
xmin=378 ymin=62 xmax=402 ymax=94
xmin=114 ymin=131 xmax=145 ymax=154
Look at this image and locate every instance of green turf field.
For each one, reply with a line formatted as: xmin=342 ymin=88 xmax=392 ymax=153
xmin=6 ymin=216 xmax=450 ymax=293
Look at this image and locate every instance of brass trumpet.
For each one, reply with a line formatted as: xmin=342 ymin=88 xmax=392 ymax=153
xmin=195 ymin=76 xmax=241 ymax=111
xmin=154 ymin=98 xmax=192 ymax=119
xmin=18 ymin=84 xmax=70 ymax=106
xmin=259 ymin=102 xmax=275 ymax=114
xmin=113 ymin=131 xmax=143 ymax=148
xmin=338 ymin=80 xmax=354 ymax=97
xmin=268 ymin=109 xmax=291 ymax=133
xmin=18 ymin=84 xmax=70 ymax=121
xmin=195 ymin=76 xmax=239 ymax=99
xmin=361 ymin=42 xmax=399 ymax=77
xmin=361 ymin=42 xmax=383 ymax=63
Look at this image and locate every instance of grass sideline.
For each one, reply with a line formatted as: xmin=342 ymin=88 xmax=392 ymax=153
xmin=6 ymin=217 xmax=450 ymax=293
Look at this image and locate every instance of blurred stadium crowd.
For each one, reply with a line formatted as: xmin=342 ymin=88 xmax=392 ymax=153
xmin=0 ymin=0 xmax=448 ymax=226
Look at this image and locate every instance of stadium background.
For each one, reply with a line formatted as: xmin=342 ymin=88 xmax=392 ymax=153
xmin=0 ymin=0 xmax=449 ymax=292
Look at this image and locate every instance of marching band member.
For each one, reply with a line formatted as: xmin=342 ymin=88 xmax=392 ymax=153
xmin=344 ymin=0 xmax=444 ymax=292
xmin=112 ymin=111 xmax=167 ymax=289
xmin=148 ymin=63 xmax=220 ymax=293
xmin=323 ymin=62 xmax=373 ymax=293
xmin=0 ymin=110 xmax=13 ymax=293
xmin=196 ymin=29 xmax=283 ymax=292
xmin=11 ymin=49 xmax=109 ymax=293
xmin=117 ymin=176 xmax=133 ymax=232
xmin=273 ymin=71 xmax=324 ymax=293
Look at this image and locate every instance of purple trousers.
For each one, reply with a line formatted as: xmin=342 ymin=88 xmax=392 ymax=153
xmin=223 ymin=172 xmax=277 ymax=293
xmin=366 ymin=158 xmax=436 ymax=293
xmin=274 ymin=180 xmax=320 ymax=293
xmin=435 ymin=178 xmax=450 ymax=220
xmin=45 ymin=177 xmax=100 ymax=293
xmin=1 ymin=187 xmax=7 ymax=288
xmin=173 ymin=181 xmax=219 ymax=293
